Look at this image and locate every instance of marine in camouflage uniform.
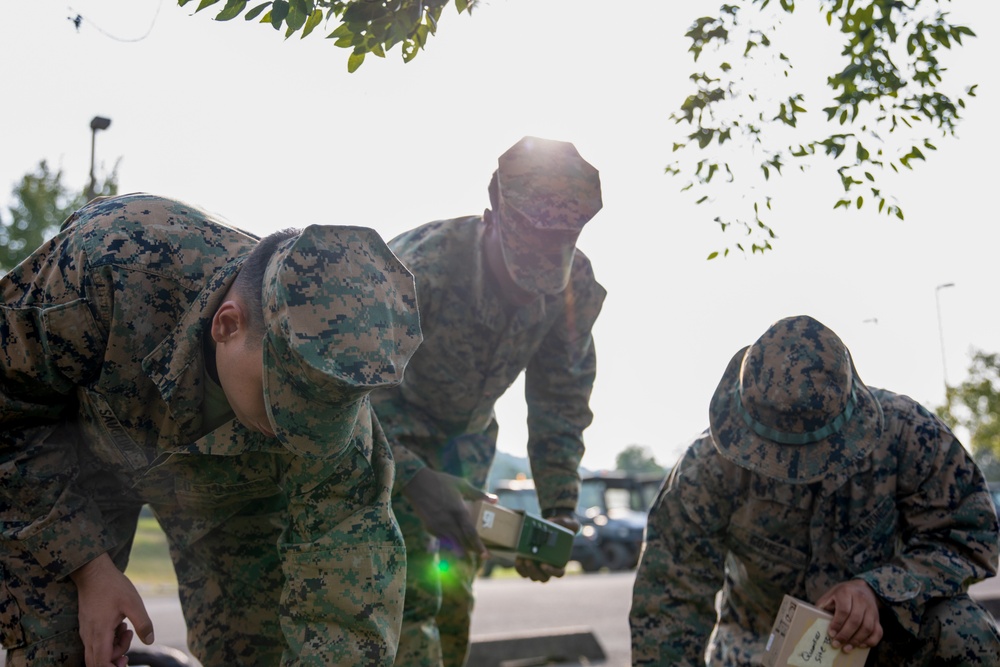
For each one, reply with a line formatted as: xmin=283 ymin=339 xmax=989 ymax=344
xmin=370 ymin=137 xmax=606 ymax=667
xmin=0 ymin=194 xmax=422 ymax=666
xmin=630 ymin=315 xmax=1000 ymax=666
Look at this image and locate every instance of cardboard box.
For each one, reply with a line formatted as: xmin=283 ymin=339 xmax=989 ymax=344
xmin=763 ymin=595 xmax=870 ymax=667
xmin=468 ymin=500 xmax=575 ymax=568
xmin=469 ymin=500 xmax=523 ymax=548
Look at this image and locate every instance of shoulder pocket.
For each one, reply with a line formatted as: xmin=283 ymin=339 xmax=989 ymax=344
xmin=1 ymin=299 xmax=105 ymax=388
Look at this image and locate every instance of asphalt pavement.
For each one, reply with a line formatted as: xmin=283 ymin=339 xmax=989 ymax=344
xmin=3 ymin=572 xmax=999 ymax=666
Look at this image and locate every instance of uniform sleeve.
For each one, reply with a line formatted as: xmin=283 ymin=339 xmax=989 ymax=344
xmin=630 ymin=434 xmax=732 ymax=666
xmin=278 ymin=409 xmax=405 ymax=665
xmin=0 ymin=228 xmax=116 ymax=578
xmin=524 ymin=267 xmax=605 ymax=512
xmin=856 ymin=394 xmax=1000 ymax=637
xmin=380 ymin=246 xmax=436 ymax=493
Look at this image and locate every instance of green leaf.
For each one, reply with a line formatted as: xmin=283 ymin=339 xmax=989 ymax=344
xmin=856 ymin=195 xmax=863 ymax=208
xmin=269 ymin=0 xmax=288 ymax=29
xmin=456 ymin=0 xmax=469 ymax=12
xmin=285 ymin=1 xmax=307 ymax=31
xmin=707 ymin=251 xmax=719 ymax=260
xmin=834 ymin=200 xmax=850 ymax=210
xmin=347 ymin=50 xmax=365 ymax=73
xmin=301 ymin=8 xmax=322 ymax=38
xmin=327 ymin=22 xmax=352 ymax=39
xmin=244 ymin=2 xmax=270 ymax=20
xmin=215 ymin=0 xmax=247 ymax=21
xmin=196 ymin=0 xmax=222 ymax=12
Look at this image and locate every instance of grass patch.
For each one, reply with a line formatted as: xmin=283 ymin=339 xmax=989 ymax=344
xmin=125 ymin=514 xmax=177 ymax=590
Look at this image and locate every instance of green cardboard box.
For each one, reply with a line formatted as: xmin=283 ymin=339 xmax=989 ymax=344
xmin=469 ymin=500 xmax=575 ymax=568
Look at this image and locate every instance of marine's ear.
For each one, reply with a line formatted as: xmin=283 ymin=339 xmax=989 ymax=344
xmin=210 ymin=299 xmax=250 ymax=344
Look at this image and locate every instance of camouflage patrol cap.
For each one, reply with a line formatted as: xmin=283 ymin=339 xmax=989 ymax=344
xmin=261 ymin=225 xmax=422 ymax=459
xmin=708 ymin=315 xmax=884 ymax=483
xmin=495 ymin=136 xmax=603 ymax=295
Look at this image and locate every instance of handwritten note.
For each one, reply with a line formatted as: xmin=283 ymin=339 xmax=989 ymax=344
xmin=787 ymin=618 xmax=842 ymax=667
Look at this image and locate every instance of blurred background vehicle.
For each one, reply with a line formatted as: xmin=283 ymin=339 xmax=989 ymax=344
xmin=576 ymin=471 xmax=664 ymax=571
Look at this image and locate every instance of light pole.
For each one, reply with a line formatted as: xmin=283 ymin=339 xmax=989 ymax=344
xmin=935 ymin=282 xmax=955 ymax=392
xmin=86 ymin=116 xmax=112 ymax=201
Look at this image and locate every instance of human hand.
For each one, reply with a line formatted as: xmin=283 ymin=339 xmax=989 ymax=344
xmin=815 ymin=579 xmax=883 ymax=652
xmin=514 ymin=513 xmax=579 ymax=583
xmin=71 ymin=553 xmax=155 ymax=667
xmin=403 ymin=468 xmax=496 ymax=558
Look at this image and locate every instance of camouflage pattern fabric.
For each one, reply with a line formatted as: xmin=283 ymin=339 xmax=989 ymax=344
xmin=370 ymin=215 xmax=605 ymax=666
xmin=629 ymin=391 xmax=1000 ymax=666
xmin=494 ymin=136 xmax=602 ymax=295
xmin=0 ymin=193 xmax=419 ymax=666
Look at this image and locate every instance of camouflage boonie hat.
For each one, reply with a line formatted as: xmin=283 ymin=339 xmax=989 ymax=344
xmin=708 ymin=315 xmax=884 ymax=483
xmin=495 ymin=136 xmax=603 ymax=295
xmin=261 ymin=225 xmax=422 ymax=459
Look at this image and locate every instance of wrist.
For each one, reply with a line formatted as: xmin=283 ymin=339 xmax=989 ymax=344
xmin=541 ymin=508 xmax=576 ymax=519
xmin=70 ymin=552 xmax=113 ymax=585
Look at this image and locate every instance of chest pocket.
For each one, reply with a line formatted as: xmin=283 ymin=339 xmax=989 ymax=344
xmin=832 ymin=495 xmax=899 ymax=574
xmin=728 ymin=481 xmax=813 ymax=595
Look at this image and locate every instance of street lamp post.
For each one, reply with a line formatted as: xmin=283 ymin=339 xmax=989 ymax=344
xmin=935 ymin=282 xmax=955 ymax=392
xmin=86 ymin=116 xmax=112 ymax=201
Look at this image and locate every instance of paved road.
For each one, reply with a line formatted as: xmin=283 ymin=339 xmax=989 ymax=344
xmin=4 ymin=572 xmax=999 ymax=666
xmin=136 ymin=571 xmax=635 ymax=666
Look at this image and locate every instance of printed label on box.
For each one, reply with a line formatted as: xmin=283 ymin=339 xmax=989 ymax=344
xmin=481 ymin=510 xmax=496 ymax=530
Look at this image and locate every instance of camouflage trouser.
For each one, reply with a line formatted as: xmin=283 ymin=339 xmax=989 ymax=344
xmin=388 ymin=429 xmax=497 ymax=667
xmin=391 ymin=494 xmax=481 ymax=667
xmin=0 ymin=494 xmax=287 ymax=667
xmin=866 ymin=594 xmax=1000 ymax=666
xmin=155 ymin=495 xmax=289 ymax=665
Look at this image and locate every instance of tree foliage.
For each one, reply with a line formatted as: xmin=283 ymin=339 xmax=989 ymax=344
xmin=615 ymin=445 xmax=667 ymax=475
xmin=182 ymin=0 xmax=477 ymax=72
xmin=0 ymin=161 xmax=119 ymax=273
xmin=670 ymin=0 xmax=976 ymax=258
xmin=937 ymin=350 xmax=1000 ymax=462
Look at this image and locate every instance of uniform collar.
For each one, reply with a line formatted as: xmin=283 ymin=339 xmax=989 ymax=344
xmin=472 ymin=220 xmax=546 ymax=332
xmin=142 ymin=258 xmax=243 ymax=451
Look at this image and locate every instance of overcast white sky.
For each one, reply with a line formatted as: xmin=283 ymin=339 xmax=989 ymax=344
xmin=3 ymin=1 xmax=998 ymax=471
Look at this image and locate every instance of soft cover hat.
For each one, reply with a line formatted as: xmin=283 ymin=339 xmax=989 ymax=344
xmin=494 ymin=136 xmax=602 ymax=295
xmin=261 ymin=225 xmax=422 ymax=459
xmin=708 ymin=315 xmax=884 ymax=483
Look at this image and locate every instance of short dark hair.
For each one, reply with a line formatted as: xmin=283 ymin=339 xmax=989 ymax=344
xmin=231 ymin=228 xmax=299 ymax=346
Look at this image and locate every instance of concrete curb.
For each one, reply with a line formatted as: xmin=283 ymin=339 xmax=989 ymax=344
xmin=467 ymin=627 xmax=606 ymax=666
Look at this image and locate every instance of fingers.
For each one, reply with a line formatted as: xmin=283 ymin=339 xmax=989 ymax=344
xmin=514 ymin=558 xmax=566 ymax=582
xmin=547 ymin=514 xmax=581 ymax=535
xmin=817 ymin=580 xmax=883 ymax=651
xmin=832 ymin=602 xmax=882 ymax=651
xmin=110 ymin=623 xmax=133 ymax=665
xmin=434 ymin=508 xmax=488 ymax=558
xmin=124 ymin=596 xmax=155 ymax=645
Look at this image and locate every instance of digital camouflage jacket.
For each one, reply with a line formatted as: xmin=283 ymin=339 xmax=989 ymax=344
xmin=630 ymin=389 xmax=999 ymax=666
xmin=370 ymin=216 xmax=605 ymax=512
xmin=0 ymin=194 xmax=405 ymax=665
